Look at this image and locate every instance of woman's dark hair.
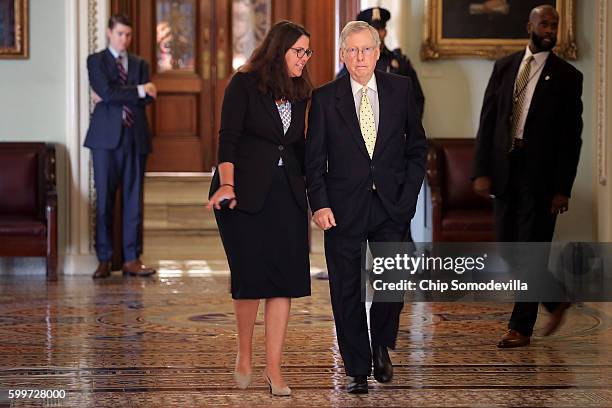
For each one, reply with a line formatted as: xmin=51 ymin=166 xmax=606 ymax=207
xmin=108 ymin=14 xmax=132 ymax=30
xmin=241 ymin=21 xmax=312 ymax=101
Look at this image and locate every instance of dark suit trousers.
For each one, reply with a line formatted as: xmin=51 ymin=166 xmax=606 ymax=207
xmin=494 ymin=148 xmax=559 ymax=337
xmin=92 ymin=126 xmax=147 ymax=263
xmin=324 ymin=192 xmax=406 ymax=377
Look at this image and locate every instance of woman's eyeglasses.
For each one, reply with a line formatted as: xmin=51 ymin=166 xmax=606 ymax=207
xmin=290 ymin=47 xmax=314 ymax=58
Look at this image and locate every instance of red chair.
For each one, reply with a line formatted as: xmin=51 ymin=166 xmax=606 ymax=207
xmin=0 ymin=143 xmax=58 ymax=280
xmin=426 ymin=138 xmax=495 ymax=242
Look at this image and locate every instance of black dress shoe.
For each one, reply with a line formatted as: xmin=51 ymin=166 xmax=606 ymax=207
xmin=92 ymin=261 xmax=111 ymax=279
xmin=373 ymin=344 xmax=393 ymax=383
xmin=347 ymin=375 xmax=368 ymax=394
xmin=542 ymin=302 xmax=571 ymax=336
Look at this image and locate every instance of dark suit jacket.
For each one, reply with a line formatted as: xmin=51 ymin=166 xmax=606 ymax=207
xmin=306 ymin=72 xmax=427 ymax=235
xmin=84 ymin=49 xmax=154 ymax=154
xmin=473 ymin=50 xmax=583 ymax=198
xmin=209 ymin=71 xmax=308 ymax=213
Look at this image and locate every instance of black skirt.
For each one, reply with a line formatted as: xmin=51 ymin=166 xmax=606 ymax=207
xmin=215 ymin=165 xmax=311 ymax=299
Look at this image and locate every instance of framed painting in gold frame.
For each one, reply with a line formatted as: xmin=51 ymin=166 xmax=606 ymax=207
xmin=0 ymin=0 xmax=28 ymax=59
xmin=421 ymin=0 xmax=576 ymax=60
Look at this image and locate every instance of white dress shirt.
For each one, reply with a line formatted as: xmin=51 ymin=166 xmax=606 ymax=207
xmin=350 ymin=73 xmax=379 ymax=134
xmin=514 ymin=46 xmax=550 ymax=139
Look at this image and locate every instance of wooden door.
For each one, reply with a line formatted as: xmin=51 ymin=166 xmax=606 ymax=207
xmin=137 ymin=0 xmax=222 ymax=172
xmin=112 ymin=0 xmax=336 ymax=171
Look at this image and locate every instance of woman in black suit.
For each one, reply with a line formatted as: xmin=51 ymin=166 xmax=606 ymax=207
xmin=207 ymin=21 xmax=313 ymax=396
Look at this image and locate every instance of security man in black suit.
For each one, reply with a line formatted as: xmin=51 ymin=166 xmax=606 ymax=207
xmin=472 ymin=5 xmax=583 ymax=348
xmin=338 ymin=7 xmax=425 ymax=118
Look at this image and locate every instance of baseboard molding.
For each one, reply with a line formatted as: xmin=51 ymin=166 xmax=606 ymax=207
xmin=63 ymin=254 xmax=98 ymax=275
xmin=0 ymin=254 xmax=98 ymax=277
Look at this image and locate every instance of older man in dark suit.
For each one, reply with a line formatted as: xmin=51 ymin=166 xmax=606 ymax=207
xmin=306 ymin=21 xmax=426 ymax=393
xmin=85 ymin=14 xmax=157 ymax=279
xmin=473 ymin=5 xmax=583 ymax=348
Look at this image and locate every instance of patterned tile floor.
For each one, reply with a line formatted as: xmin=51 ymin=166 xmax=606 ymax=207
xmin=1 ymin=270 xmax=611 ymax=407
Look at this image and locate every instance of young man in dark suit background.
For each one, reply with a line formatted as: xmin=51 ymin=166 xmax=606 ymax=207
xmin=85 ymin=14 xmax=158 ymax=279
xmin=472 ymin=5 xmax=583 ymax=348
xmin=306 ymin=21 xmax=426 ymax=393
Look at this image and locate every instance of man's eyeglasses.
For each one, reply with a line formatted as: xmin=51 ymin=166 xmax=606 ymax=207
xmin=344 ymin=46 xmax=377 ymax=58
xmin=290 ymin=47 xmax=314 ymax=58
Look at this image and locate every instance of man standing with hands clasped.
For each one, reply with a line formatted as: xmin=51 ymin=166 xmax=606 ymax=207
xmin=306 ymin=21 xmax=426 ymax=393
xmin=473 ymin=5 xmax=583 ymax=348
xmin=85 ymin=14 xmax=158 ymax=279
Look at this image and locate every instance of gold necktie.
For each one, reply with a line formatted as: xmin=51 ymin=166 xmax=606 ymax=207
xmin=510 ymin=55 xmax=535 ymax=150
xmin=359 ymin=86 xmax=376 ymax=158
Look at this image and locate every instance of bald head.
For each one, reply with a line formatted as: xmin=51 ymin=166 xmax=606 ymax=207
xmin=529 ymin=5 xmax=559 ymax=22
xmin=527 ymin=4 xmax=558 ymax=53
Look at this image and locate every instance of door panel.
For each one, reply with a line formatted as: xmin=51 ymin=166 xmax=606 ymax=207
xmin=155 ymin=0 xmax=197 ymax=73
xmin=155 ymin=95 xmax=197 ymax=137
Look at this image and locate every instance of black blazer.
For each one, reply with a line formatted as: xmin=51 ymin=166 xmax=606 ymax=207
xmin=84 ymin=49 xmax=154 ymax=153
xmin=473 ymin=51 xmax=583 ymax=198
xmin=209 ymin=71 xmax=308 ymax=213
xmin=305 ymin=72 xmax=427 ymax=235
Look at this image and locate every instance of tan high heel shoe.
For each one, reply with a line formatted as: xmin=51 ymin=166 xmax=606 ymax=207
xmin=234 ymin=370 xmax=252 ymax=389
xmin=233 ymin=356 xmax=251 ymax=389
xmin=263 ymin=371 xmax=291 ymax=396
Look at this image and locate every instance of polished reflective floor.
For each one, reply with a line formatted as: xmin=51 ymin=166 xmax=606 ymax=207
xmin=1 ymin=263 xmax=612 ymax=406
xmin=1 ymin=176 xmax=612 ymax=407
